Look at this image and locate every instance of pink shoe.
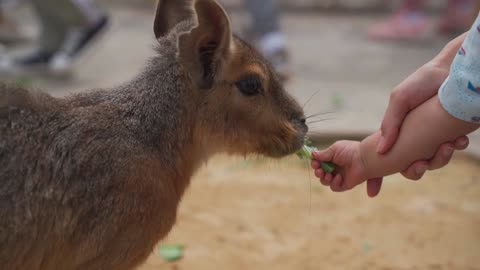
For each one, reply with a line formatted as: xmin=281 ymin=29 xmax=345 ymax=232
xmin=367 ymin=10 xmax=429 ymax=41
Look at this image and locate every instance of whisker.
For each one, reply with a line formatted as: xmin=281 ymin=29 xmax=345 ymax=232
xmin=306 ymin=131 xmax=329 ymax=135
xmin=308 ymin=122 xmax=337 ymax=128
xmin=302 ymin=90 xmax=322 ymax=109
xmin=308 ymin=126 xmax=330 ymax=131
xmin=307 ymin=118 xmax=335 ymax=125
xmin=306 ymin=111 xmax=335 ymax=119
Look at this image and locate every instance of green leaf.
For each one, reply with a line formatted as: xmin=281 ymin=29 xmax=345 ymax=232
xmin=297 ymin=138 xmax=337 ymax=173
xmin=297 ymin=138 xmax=319 ymax=160
xmin=362 ymin=242 xmax=372 ymax=252
xmin=320 ymin=162 xmax=337 ymax=174
xmin=158 ymin=244 xmax=184 ymax=262
xmin=332 ymin=93 xmax=344 ymax=109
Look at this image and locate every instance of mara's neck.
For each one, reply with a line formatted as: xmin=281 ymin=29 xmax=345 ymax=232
xmin=113 ymin=55 xmax=208 ymax=196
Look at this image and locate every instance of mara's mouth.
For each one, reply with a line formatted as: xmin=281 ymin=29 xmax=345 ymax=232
xmin=260 ymin=132 xmax=306 ymax=158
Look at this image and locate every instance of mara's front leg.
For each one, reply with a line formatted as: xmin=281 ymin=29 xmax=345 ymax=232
xmin=74 ymin=164 xmax=181 ymax=270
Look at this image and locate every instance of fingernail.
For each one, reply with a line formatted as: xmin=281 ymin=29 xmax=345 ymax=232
xmin=458 ymin=137 xmax=468 ymax=147
xmin=415 ymin=165 xmax=427 ymax=176
xmin=376 ymin=137 xmax=386 ymax=153
xmin=313 ymin=151 xmax=323 ymax=160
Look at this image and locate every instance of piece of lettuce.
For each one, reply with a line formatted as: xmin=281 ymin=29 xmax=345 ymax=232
xmin=297 ymin=139 xmax=337 ymax=174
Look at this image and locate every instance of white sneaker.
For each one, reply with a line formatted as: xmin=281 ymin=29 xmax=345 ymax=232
xmin=48 ymin=52 xmax=74 ymax=77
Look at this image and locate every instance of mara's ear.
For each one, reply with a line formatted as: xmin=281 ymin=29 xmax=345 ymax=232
xmin=153 ymin=0 xmax=194 ymax=39
xmin=178 ymin=0 xmax=233 ymax=90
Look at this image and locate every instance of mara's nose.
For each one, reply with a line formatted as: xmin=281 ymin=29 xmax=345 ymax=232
xmin=298 ymin=116 xmax=308 ymax=132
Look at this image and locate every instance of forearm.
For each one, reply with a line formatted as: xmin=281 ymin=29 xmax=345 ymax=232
xmin=360 ymin=95 xmax=479 ymax=179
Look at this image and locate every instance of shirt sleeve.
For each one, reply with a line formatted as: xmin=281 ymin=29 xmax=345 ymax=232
xmin=439 ymin=15 xmax=480 ymax=123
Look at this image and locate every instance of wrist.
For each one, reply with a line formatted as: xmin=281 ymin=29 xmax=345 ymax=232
xmin=357 ymin=137 xmax=373 ymax=180
xmin=436 ymin=93 xmax=480 ymax=132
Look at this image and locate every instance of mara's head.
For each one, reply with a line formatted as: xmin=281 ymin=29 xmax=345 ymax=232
xmin=154 ymin=0 xmax=307 ymax=158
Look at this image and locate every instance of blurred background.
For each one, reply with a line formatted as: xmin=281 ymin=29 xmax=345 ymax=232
xmin=1 ymin=0 xmax=479 ymax=269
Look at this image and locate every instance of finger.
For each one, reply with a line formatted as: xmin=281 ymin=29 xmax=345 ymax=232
xmin=428 ymin=144 xmax=455 ymax=170
xmin=320 ymin=178 xmax=330 ymax=186
xmin=366 ymin=178 xmax=383 ymax=198
xmin=401 ymin=161 xmax=428 ymax=180
xmin=315 ymin=169 xmax=325 ymax=181
xmin=377 ymin=92 xmax=411 ymax=154
xmin=330 ymin=174 xmax=344 ymax=192
xmin=324 ymin=173 xmax=334 ymax=186
xmin=454 ymin=136 xmax=469 ymax=151
xmin=319 ymin=173 xmax=332 ymax=187
xmin=313 ymin=144 xmax=337 ymax=161
xmin=378 ymin=66 xmax=448 ymax=154
xmin=377 ymin=112 xmax=403 ymax=154
xmin=320 ymin=174 xmax=331 ymax=187
xmin=311 ymin=160 xmax=320 ymax=170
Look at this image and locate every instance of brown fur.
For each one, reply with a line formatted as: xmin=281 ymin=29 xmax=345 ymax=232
xmin=0 ymin=0 xmax=307 ymax=269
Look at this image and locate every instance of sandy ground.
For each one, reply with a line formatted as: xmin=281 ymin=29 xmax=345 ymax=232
xmin=138 ymin=154 xmax=480 ymax=270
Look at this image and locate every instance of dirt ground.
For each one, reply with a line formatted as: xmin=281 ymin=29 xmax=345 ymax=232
xmin=138 ymin=153 xmax=480 ymax=270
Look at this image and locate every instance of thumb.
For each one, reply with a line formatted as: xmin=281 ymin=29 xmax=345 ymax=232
xmin=313 ymin=143 xmax=338 ymax=162
xmin=377 ymin=123 xmax=400 ymax=154
xmin=377 ymin=94 xmax=408 ymax=154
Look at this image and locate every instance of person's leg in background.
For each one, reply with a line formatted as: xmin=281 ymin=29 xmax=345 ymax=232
xmin=49 ymin=0 xmax=109 ymax=74
xmin=243 ymin=0 xmax=291 ymax=82
xmin=0 ymin=0 xmax=28 ymax=45
xmin=71 ymin=0 xmax=105 ymax=26
xmin=1 ymin=0 xmax=108 ymax=75
xmin=0 ymin=8 xmax=19 ymax=44
xmin=15 ymin=0 xmax=75 ymax=69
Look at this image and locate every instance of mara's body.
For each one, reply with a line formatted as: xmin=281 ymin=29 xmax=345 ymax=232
xmin=0 ymin=59 xmax=190 ymax=269
xmin=0 ymin=0 xmax=307 ymax=269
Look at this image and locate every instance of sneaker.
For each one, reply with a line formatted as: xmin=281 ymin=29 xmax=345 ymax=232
xmin=49 ymin=15 xmax=109 ymax=76
xmin=60 ymin=15 xmax=109 ymax=58
xmin=0 ymin=49 xmax=53 ymax=75
xmin=16 ymin=49 xmax=53 ymax=66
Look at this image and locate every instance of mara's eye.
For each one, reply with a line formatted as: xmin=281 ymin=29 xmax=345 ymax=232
xmin=235 ymin=74 xmax=263 ymax=96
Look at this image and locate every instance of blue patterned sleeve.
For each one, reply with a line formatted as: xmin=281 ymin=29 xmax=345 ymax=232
xmin=439 ymin=15 xmax=480 ymax=123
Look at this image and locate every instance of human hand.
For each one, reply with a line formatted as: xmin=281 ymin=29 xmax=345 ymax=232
xmin=378 ymin=33 xmax=469 ymax=160
xmin=369 ymin=63 xmax=469 ymax=196
xmin=378 ymin=63 xmax=451 ymax=154
xmin=311 ymin=141 xmax=367 ymax=194
xmin=370 ymin=34 xmax=470 ymax=196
